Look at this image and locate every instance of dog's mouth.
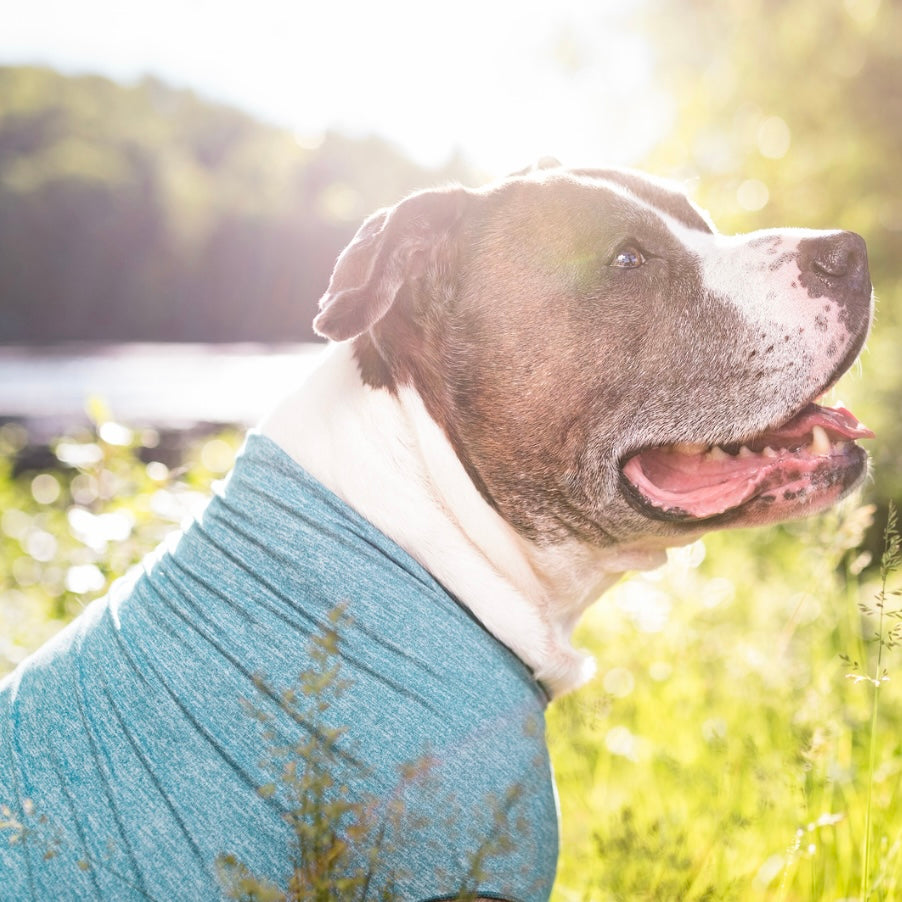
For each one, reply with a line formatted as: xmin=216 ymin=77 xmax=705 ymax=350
xmin=621 ymin=402 xmax=874 ymax=523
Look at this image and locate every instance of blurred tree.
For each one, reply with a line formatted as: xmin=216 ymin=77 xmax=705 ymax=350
xmin=0 ymin=66 xmax=473 ymax=344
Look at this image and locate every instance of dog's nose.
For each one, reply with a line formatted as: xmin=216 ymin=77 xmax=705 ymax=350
xmin=810 ymin=231 xmax=868 ymax=281
xmin=800 ymin=231 xmax=871 ymax=333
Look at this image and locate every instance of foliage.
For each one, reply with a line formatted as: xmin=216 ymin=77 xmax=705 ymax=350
xmin=850 ymin=502 xmax=902 ymax=900
xmin=547 ymin=499 xmax=902 ymax=901
xmin=0 ymin=65 xmax=473 ymax=343
xmin=0 ymin=406 xmax=242 ymax=676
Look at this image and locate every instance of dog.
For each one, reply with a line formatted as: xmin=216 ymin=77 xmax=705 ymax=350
xmin=0 ymin=162 xmax=873 ymax=901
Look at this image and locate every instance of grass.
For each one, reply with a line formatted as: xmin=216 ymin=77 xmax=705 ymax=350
xmin=547 ymin=502 xmax=902 ymax=901
xmin=2 ymin=415 xmax=901 ymax=899
xmin=853 ymin=502 xmax=902 ymax=901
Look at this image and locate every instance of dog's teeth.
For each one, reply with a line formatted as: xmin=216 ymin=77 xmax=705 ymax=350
xmin=738 ymin=445 xmax=755 ymax=459
xmin=673 ymin=442 xmax=707 ymax=455
xmin=762 ymin=446 xmax=778 ymax=458
xmin=811 ymin=425 xmax=831 ymax=455
xmin=707 ymin=446 xmax=730 ymax=461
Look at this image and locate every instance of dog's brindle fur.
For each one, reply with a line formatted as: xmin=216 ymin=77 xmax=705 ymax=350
xmin=263 ymin=161 xmax=872 ymax=699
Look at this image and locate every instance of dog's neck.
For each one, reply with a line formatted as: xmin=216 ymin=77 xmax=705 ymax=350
xmin=259 ymin=343 xmax=666 ymax=696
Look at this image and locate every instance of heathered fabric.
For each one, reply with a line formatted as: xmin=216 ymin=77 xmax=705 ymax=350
xmin=0 ymin=433 xmax=558 ymax=901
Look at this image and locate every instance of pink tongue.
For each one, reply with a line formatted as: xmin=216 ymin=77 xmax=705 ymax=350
xmin=758 ymin=403 xmax=874 ymax=444
xmin=622 ymin=404 xmax=873 ymax=519
xmin=623 ymin=449 xmax=771 ymax=518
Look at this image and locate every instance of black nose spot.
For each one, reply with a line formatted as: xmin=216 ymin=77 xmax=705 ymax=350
xmin=797 ymin=231 xmax=872 ymax=334
xmin=811 ymin=231 xmax=867 ymax=279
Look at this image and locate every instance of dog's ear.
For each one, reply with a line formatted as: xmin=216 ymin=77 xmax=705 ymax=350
xmin=313 ymin=188 xmax=470 ymax=342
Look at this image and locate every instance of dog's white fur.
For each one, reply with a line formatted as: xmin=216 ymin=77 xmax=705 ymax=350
xmin=261 ymin=343 xmax=666 ymax=696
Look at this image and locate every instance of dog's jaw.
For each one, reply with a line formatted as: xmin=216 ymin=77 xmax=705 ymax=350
xmin=260 ymin=343 xmax=660 ymax=696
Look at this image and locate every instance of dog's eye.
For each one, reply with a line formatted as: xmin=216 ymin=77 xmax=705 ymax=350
xmin=611 ymin=245 xmax=646 ymax=269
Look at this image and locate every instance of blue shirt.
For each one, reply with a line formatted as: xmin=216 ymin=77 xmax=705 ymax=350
xmin=0 ymin=433 xmax=558 ymax=900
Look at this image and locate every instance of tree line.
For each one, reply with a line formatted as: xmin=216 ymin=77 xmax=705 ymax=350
xmin=0 ymin=66 xmax=473 ymax=344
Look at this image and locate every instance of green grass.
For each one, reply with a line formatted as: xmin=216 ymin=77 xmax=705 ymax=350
xmin=547 ymin=504 xmax=902 ymax=901
xmin=2 ymin=415 xmax=900 ymax=899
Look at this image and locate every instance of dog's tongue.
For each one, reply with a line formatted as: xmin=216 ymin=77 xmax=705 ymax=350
xmin=622 ymin=403 xmax=874 ymax=519
xmin=757 ymin=403 xmax=873 ymax=445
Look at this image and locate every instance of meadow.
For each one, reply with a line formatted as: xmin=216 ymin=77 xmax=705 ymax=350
xmin=1 ymin=411 xmax=898 ymax=901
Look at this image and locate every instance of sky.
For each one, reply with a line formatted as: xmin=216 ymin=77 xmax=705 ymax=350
xmin=0 ymin=0 xmax=668 ymax=175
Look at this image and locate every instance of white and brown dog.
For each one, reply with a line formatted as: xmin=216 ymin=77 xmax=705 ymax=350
xmin=1 ymin=162 xmax=874 ymax=900
xmin=264 ymin=161 xmax=874 ymax=697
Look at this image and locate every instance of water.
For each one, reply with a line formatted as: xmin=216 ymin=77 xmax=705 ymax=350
xmin=0 ymin=343 xmax=324 ymax=438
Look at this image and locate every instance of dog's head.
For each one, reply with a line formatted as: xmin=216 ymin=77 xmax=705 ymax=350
xmin=314 ymin=165 xmax=873 ymax=548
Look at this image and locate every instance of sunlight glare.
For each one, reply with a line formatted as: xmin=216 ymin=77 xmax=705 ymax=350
xmin=0 ymin=0 xmax=663 ymax=172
